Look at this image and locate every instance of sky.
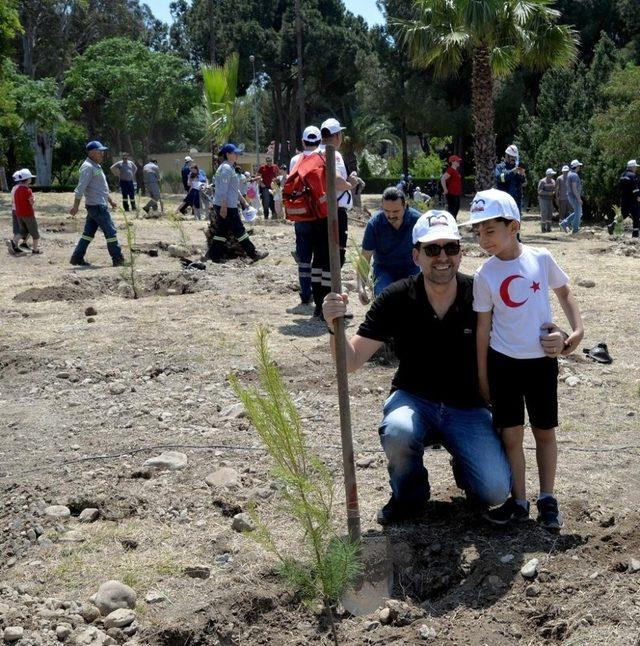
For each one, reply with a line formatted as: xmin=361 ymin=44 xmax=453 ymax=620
xmin=144 ymin=0 xmax=385 ymax=26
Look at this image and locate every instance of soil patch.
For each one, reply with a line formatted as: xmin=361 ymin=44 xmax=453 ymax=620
xmin=13 ymin=270 xmax=212 ymax=302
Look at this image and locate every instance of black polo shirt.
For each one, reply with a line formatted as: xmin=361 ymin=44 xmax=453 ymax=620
xmin=357 ymin=272 xmax=484 ymax=409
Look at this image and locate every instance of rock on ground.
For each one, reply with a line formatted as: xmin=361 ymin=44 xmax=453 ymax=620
xmin=205 ymin=467 xmax=240 ymax=489
xmin=521 ymin=558 xmax=539 ymax=579
xmin=232 ymin=513 xmax=255 ymax=532
xmin=91 ymin=580 xmax=136 ymax=616
xmin=44 ymin=505 xmax=71 ymax=519
xmin=142 ymin=451 xmax=187 ymax=471
xmin=103 ymin=608 xmax=136 ymax=629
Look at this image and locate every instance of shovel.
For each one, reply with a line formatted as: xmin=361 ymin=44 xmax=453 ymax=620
xmin=325 ymin=145 xmax=393 ymax=615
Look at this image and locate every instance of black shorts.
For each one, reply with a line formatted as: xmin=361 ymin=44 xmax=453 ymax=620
xmin=488 ymin=348 xmax=558 ymax=430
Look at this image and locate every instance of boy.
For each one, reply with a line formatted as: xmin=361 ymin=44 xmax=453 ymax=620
xmin=465 ymin=188 xmax=583 ymax=529
xmin=7 ymin=169 xmax=41 ymax=255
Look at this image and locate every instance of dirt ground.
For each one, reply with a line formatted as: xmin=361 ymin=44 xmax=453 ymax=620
xmin=1 ymin=191 xmax=639 ymax=646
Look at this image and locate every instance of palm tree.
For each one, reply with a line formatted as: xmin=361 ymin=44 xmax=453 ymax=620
xmin=393 ymin=0 xmax=578 ymax=189
xmin=202 ymin=52 xmax=240 ymax=169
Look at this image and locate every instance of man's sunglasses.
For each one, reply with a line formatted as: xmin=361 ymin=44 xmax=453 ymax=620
xmin=421 ymin=242 xmax=461 ymax=257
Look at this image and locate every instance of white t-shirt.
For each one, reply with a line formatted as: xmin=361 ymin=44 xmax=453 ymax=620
xmin=317 ymin=144 xmax=352 ymax=210
xmin=473 ymin=246 xmax=569 ymax=359
xmin=189 ymin=177 xmax=202 ymax=191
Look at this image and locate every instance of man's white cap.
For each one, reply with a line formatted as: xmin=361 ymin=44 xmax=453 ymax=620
xmin=546 ymin=168 xmax=556 ymax=175
xmin=627 ymin=159 xmax=638 ymax=168
xmin=185 ymin=155 xmax=193 ymax=162
xmin=461 ymin=188 xmax=521 ymax=225
xmin=505 ymin=144 xmax=519 ymax=157
xmin=12 ymin=168 xmax=36 ymax=181
xmin=570 ymin=159 xmax=582 ymax=168
xmin=320 ymin=118 xmax=346 ymax=135
xmin=412 ymin=210 xmax=461 ymax=244
xmin=561 ymin=165 xmax=570 ymax=172
xmin=244 ymin=171 xmax=251 ymax=177
xmin=302 ymin=125 xmax=321 ymax=143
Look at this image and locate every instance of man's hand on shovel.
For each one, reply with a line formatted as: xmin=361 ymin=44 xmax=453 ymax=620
xmin=323 ymin=292 xmax=349 ymax=332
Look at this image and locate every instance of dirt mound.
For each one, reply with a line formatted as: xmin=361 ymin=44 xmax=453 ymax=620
xmin=13 ymin=271 xmax=211 ymax=302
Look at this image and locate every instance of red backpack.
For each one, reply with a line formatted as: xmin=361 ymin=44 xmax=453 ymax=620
xmin=283 ymin=152 xmax=328 ymax=221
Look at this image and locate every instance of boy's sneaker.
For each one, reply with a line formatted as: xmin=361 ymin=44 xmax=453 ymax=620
xmin=112 ymin=258 xmax=125 ymax=267
xmin=19 ymin=241 xmax=31 ymax=250
xmin=484 ymin=497 xmax=530 ymax=525
xmin=536 ymin=496 xmax=564 ymax=529
xmin=560 ymin=222 xmax=569 ymax=233
xmin=70 ymin=257 xmax=90 ymax=266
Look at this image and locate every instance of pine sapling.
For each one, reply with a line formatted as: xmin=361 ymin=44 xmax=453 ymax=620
xmin=119 ymin=207 xmax=139 ymax=299
xmin=230 ymin=327 xmax=361 ymax=645
xmin=348 ymin=240 xmax=374 ymax=294
xmin=168 ymin=209 xmax=189 ymax=247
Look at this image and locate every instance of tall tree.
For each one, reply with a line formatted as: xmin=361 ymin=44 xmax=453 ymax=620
xmin=64 ymin=38 xmax=197 ymax=159
xmin=394 ymin=0 xmax=578 ymax=189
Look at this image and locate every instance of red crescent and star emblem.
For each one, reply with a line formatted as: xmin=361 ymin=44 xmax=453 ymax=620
xmin=499 ymin=275 xmax=541 ymax=308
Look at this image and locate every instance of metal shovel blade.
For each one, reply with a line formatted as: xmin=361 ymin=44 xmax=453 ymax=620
xmin=341 ymin=533 xmax=393 ymax=616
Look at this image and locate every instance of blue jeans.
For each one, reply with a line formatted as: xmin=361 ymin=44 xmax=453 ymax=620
xmin=561 ymin=194 xmax=582 ymax=233
xmin=379 ymin=389 xmax=511 ymax=509
xmin=373 ymin=265 xmax=420 ymax=297
xmin=71 ymin=205 xmax=123 ymax=262
xmin=294 ymin=221 xmax=313 ymax=303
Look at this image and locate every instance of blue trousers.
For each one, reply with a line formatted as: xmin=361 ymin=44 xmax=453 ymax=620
xmin=379 ymin=389 xmax=511 ymax=508
xmin=71 ymin=205 xmax=123 ymax=262
xmin=119 ymin=180 xmax=136 ymax=211
xmin=294 ymin=221 xmax=313 ymax=303
xmin=561 ymin=194 xmax=582 ymax=233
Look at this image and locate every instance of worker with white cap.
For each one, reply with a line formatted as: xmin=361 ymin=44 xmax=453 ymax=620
xmin=555 ymin=165 xmax=570 ymax=223
xmin=559 ymin=159 xmax=583 ymax=234
xmin=288 ymin=125 xmax=322 ymax=306
xmin=537 ymin=168 xmax=557 ymax=233
xmin=612 ymin=159 xmax=640 ymax=237
xmin=494 ymin=144 xmax=526 ymax=213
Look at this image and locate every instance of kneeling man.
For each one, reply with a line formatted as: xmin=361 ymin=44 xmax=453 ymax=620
xmin=323 ymin=211 xmax=567 ymax=524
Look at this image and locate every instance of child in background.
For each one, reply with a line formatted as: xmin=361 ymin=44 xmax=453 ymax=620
xmin=465 ymin=188 xmax=583 ymax=529
xmin=7 ymin=169 xmax=41 ymax=255
xmin=271 ymin=176 xmax=283 ymax=218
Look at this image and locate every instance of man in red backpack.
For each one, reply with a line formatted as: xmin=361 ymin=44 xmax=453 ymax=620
xmin=288 ymin=125 xmax=322 ymax=306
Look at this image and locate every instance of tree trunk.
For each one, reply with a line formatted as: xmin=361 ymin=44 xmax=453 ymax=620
xmin=294 ymin=0 xmax=305 ymax=135
xmin=401 ymin=119 xmax=409 ymax=178
xmin=471 ymin=45 xmax=496 ymax=190
xmin=26 ymin=123 xmax=54 ymax=185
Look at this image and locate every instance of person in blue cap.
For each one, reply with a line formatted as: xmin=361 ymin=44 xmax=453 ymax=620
xmin=206 ymin=143 xmax=268 ymax=263
xmin=69 ymin=141 xmax=124 ymax=267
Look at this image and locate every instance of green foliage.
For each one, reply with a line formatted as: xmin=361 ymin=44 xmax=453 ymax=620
xmin=516 ymin=33 xmax=624 ymax=218
xmin=0 ymin=0 xmax=21 ymax=58
xmin=64 ymin=37 xmax=197 ymax=158
xmin=230 ymin=327 xmax=361 ymax=609
xmin=358 ymin=150 xmax=389 ymax=177
xmin=388 ymin=152 xmax=443 ymax=178
xmin=202 ymin=53 xmax=239 ymax=144
xmin=357 ymin=152 xmax=372 ymax=179
xmin=13 ymin=75 xmax=63 ymax=131
xmin=592 ymin=65 xmax=640 ymax=162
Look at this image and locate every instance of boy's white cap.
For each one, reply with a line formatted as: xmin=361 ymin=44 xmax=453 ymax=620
xmin=561 ymin=165 xmax=570 ymax=172
xmin=627 ymin=159 xmax=638 ymax=168
xmin=546 ymin=168 xmax=556 ymax=175
xmin=412 ymin=210 xmax=461 ymax=244
xmin=505 ymin=144 xmax=519 ymax=157
xmin=320 ymin=118 xmax=346 ymax=135
xmin=302 ymin=125 xmax=321 ymax=143
xmin=185 ymin=155 xmax=193 ymax=162
xmin=12 ymin=168 xmax=36 ymax=181
xmin=461 ymin=188 xmax=521 ymax=226
xmin=570 ymin=158 xmax=582 ymax=168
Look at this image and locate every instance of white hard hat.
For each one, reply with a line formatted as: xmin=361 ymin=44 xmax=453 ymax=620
xmin=505 ymin=145 xmax=519 ymax=157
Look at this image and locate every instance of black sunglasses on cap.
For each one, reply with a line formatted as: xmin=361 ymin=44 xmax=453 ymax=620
xmin=421 ymin=241 xmax=461 ymax=257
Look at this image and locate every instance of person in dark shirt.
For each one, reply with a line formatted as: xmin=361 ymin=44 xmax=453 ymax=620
xmin=323 ymin=210 xmax=569 ymax=525
xmin=612 ymin=159 xmax=640 ymax=237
